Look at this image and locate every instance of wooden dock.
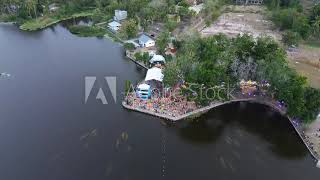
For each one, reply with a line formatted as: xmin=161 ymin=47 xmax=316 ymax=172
xmin=125 ymin=51 xmax=149 ymax=70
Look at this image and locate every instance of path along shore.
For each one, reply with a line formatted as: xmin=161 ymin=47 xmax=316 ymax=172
xmin=122 ymin=96 xmax=320 ymax=165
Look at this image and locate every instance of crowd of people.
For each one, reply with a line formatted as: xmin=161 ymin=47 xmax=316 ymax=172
xmin=125 ymin=92 xmax=198 ymax=118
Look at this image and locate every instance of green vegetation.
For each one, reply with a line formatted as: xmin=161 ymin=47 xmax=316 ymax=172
xmin=156 ymin=30 xmax=170 ymax=54
xmin=266 ymin=0 xmax=320 ymax=45
xmin=68 ymin=25 xmax=105 ymax=37
xmin=118 ymin=19 xmax=138 ymax=40
xmin=134 ymin=52 xmax=150 ymax=65
xmin=163 ymin=61 xmax=181 ymax=87
xmin=171 ymin=33 xmax=320 ymax=123
xmin=203 ymin=0 xmax=226 ymax=26
xmin=123 ymin=43 xmax=135 ymax=50
xmin=282 ymin=30 xmax=301 ymax=46
xmin=20 ymin=11 xmax=93 ymax=31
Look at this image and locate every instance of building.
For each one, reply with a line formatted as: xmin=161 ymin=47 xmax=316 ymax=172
xmin=114 ymin=10 xmax=128 ymax=21
xmin=108 ymin=21 xmax=122 ymax=32
xmin=136 ymin=83 xmax=151 ymax=100
xmin=138 ymin=34 xmax=155 ymax=48
xmin=150 ymin=55 xmax=166 ymax=65
xmin=235 ymin=0 xmax=263 ymax=5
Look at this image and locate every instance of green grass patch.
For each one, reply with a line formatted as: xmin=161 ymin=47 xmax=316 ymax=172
xmin=19 ymin=11 xmax=94 ymax=31
xmin=0 ymin=14 xmax=18 ymax=23
xmin=304 ymin=40 xmax=320 ymax=48
xmin=68 ymin=25 xmax=106 ymax=37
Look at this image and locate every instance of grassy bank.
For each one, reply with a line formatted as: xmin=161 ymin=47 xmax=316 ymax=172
xmin=19 ymin=11 xmax=93 ymax=31
xmin=68 ymin=25 xmax=105 ymax=37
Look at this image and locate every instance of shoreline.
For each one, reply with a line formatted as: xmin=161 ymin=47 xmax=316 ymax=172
xmin=122 ymin=98 xmax=320 ymax=164
xmin=19 ymin=12 xmax=93 ymax=31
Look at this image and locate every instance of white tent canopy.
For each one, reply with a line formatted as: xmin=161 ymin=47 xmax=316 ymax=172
xmin=150 ymin=55 xmax=165 ymax=64
xmin=137 ymin=83 xmax=150 ymax=90
xmin=145 ymin=67 xmax=164 ymax=82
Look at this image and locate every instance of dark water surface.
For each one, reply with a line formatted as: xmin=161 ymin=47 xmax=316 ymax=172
xmin=0 ymin=24 xmax=319 ymax=180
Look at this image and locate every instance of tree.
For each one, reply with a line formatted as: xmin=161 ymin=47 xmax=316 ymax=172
xmin=118 ymin=19 xmax=138 ymax=39
xmin=134 ymin=52 xmax=150 ymax=65
xmin=311 ymin=16 xmax=320 ymax=39
xmin=272 ymin=8 xmax=311 ymax=39
xmin=302 ymin=87 xmax=320 ymax=123
xmin=282 ymin=30 xmax=301 ymax=46
xmin=163 ymin=61 xmax=180 ymax=87
xmin=156 ymin=30 xmax=170 ymax=54
xmin=123 ymin=42 xmax=135 ymax=51
xmin=25 ymin=0 xmax=38 ymax=18
xmin=165 ymin=19 xmax=178 ymax=32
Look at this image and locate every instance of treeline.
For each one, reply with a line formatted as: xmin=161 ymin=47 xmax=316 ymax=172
xmin=0 ymin=0 xmax=195 ymax=27
xmin=265 ymin=0 xmax=320 ymax=45
xmin=164 ymin=33 xmax=320 ymax=123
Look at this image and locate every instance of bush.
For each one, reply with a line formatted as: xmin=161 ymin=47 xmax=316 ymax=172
xmin=282 ymin=30 xmax=301 ymax=46
xmin=124 ymin=43 xmax=135 ymax=50
xmin=68 ymin=25 xmax=106 ymax=37
xmin=272 ymin=9 xmax=311 ymax=39
xmin=302 ymin=87 xmax=320 ymax=123
xmin=134 ymin=52 xmax=150 ymax=65
xmin=118 ymin=19 xmax=138 ymax=39
xmin=165 ymin=19 xmax=178 ymax=32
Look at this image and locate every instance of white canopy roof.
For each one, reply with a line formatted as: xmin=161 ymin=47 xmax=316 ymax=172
xmin=150 ymin=55 xmax=165 ymax=63
xmin=137 ymin=83 xmax=150 ymax=90
xmin=145 ymin=67 xmax=164 ymax=82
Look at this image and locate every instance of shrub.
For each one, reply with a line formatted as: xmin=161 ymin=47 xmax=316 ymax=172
xmin=282 ymin=30 xmax=301 ymax=46
xmin=68 ymin=25 xmax=106 ymax=37
xmin=123 ymin=43 xmax=135 ymax=51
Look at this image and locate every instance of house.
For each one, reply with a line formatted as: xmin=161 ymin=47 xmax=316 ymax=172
xmin=114 ymin=10 xmax=128 ymax=21
xmin=108 ymin=21 xmax=122 ymax=32
xmin=48 ymin=3 xmax=59 ymax=12
xmin=150 ymin=55 xmax=166 ymax=65
xmin=138 ymin=34 xmax=155 ymax=48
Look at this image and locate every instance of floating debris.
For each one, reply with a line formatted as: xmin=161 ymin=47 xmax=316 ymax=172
xmin=220 ymin=156 xmax=227 ymax=169
xmin=121 ymin=132 xmax=129 ymax=142
xmin=115 ymin=131 xmax=130 ymax=150
xmin=80 ymin=128 xmax=98 ymax=141
xmin=0 ymin=72 xmax=11 ymax=78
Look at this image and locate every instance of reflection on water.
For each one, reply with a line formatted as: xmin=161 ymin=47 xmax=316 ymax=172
xmin=176 ymin=102 xmax=307 ymax=159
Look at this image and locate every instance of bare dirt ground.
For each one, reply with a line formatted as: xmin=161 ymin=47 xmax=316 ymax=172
xmin=200 ymin=6 xmax=282 ymax=40
xmin=199 ymin=5 xmax=320 ymax=88
xmin=287 ymin=45 xmax=320 ymax=89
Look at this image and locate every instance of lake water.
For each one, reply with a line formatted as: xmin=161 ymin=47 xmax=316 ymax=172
xmin=0 ymin=24 xmax=319 ymax=180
